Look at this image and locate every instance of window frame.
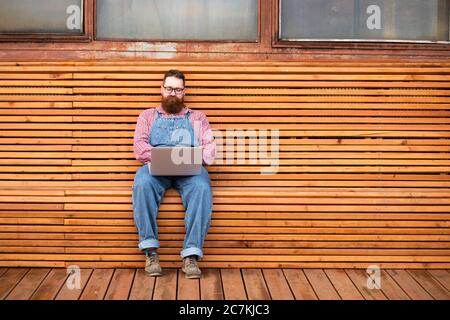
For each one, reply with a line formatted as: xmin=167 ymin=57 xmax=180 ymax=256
xmin=0 ymin=0 xmax=93 ymax=42
xmin=272 ymin=0 xmax=450 ymax=49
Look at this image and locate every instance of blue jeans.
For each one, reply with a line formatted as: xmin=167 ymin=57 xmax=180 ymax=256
xmin=132 ymin=164 xmax=213 ymax=259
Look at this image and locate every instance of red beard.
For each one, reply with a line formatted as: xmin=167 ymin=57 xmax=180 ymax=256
xmin=161 ymin=96 xmax=184 ymax=114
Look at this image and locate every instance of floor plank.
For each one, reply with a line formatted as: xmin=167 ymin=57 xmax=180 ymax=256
xmin=262 ymin=269 xmax=294 ymax=300
xmin=200 ymin=269 xmax=224 ymax=300
xmin=221 ymin=269 xmax=247 ymax=300
xmin=30 ymin=268 xmax=68 ymax=300
xmin=325 ymin=269 xmax=364 ymax=300
xmin=0 ymin=268 xmax=29 ymax=300
xmin=104 ymin=269 xmax=135 ymax=300
xmin=242 ymin=269 xmax=271 ymax=300
xmin=282 ymin=269 xmax=318 ymax=300
xmin=0 ymin=268 xmax=7 ymax=277
xmin=79 ymin=269 xmax=114 ymax=300
xmin=427 ymin=270 xmax=450 ymax=291
xmin=387 ymin=270 xmax=433 ymax=300
xmin=5 ymin=268 xmax=50 ymax=300
xmin=177 ymin=270 xmax=200 ymax=300
xmin=303 ymin=269 xmax=341 ymax=300
xmin=55 ymin=269 xmax=93 ymax=300
xmin=345 ymin=269 xmax=387 ymax=300
xmin=407 ymin=270 xmax=450 ymax=300
xmin=153 ymin=269 xmax=177 ymax=300
xmin=379 ymin=270 xmax=411 ymax=300
xmin=129 ymin=269 xmax=155 ymax=300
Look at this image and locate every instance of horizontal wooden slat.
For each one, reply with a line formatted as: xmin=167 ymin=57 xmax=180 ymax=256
xmin=2 ymin=247 xmax=450 ymax=257
xmin=1 ymin=65 xmax=450 ymax=73
xmin=1 ymin=239 xmax=449 ymax=249
xmin=2 ymin=95 xmax=450 ymax=104
xmin=4 ymin=79 xmax=450 ymax=89
xmin=73 ymin=101 xmax=450 ymax=110
xmin=62 ymin=262 xmax=450 ymax=269
xmin=2 ymin=109 xmax=450 ymax=119
xmin=72 ymin=87 xmax=450 ymax=96
xmin=1 ymin=253 xmax=450 ymax=263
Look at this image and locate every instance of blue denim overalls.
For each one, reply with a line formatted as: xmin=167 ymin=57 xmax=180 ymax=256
xmin=132 ymin=109 xmax=213 ymax=259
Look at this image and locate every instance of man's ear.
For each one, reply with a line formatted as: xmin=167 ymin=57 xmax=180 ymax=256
xmin=160 ymin=85 xmax=165 ymax=96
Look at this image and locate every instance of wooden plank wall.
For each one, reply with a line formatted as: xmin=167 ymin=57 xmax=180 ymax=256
xmin=0 ymin=60 xmax=449 ymax=269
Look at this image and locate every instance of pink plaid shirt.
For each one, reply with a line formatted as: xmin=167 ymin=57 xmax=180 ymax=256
xmin=133 ymin=105 xmax=217 ymax=166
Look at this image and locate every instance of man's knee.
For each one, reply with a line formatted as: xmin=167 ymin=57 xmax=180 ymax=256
xmin=133 ymin=166 xmax=159 ymax=190
xmin=192 ymin=174 xmax=212 ymax=194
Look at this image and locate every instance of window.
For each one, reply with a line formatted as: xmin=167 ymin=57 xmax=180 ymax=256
xmin=280 ymin=0 xmax=450 ymax=42
xmin=95 ymin=0 xmax=258 ymax=41
xmin=0 ymin=0 xmax=84 ymax=35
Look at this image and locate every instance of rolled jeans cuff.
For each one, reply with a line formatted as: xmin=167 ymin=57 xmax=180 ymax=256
xmin=180 ymin=247 xmax=203 ymax=259
xmin=139 ymin=239 xmax=160 ymax=251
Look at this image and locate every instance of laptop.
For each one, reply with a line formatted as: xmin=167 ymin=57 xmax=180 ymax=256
xmin=149 ymin=146 xmax=202 ymax=176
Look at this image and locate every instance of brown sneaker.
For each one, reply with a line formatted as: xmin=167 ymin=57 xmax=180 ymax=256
xmin=182 ymin=255 xmax=202 ymax=279
xmin=145 ymin=253 xmax=162 ymax=277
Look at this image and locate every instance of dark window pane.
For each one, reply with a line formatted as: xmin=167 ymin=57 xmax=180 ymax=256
xmin=281 ymin=0 xmax=355 ymax=40
xmin=96 ymin=0 xmax=258 ymax=41
xmin=280 ymin=0 xmax=449 ymax=42
xmin=0 ymin=0 xmax=83 ymax=34
xmin=357 ymin=0 xmax=449 ymax=41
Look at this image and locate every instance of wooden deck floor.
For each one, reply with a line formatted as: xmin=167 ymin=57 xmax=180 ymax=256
xmin=0 ymin=268 xmax=449 ymax=300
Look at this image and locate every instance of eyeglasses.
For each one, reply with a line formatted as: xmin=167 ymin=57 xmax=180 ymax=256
xmin=163 ymin=86 xmax=185 ymax=95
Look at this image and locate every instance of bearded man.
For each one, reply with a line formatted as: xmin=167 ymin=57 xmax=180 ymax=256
xmin=132 ymin=69 xmax=216 ymax=279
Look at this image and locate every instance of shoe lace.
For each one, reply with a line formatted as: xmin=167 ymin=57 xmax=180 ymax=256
xmin=149 ymin=254 xmax=158 ymax=264
xmin=186 ymin=256 xmax=197 ymax=266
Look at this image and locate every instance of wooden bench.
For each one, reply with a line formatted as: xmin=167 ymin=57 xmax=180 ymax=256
xmin=0 ymin=60 xmax=449 ymax=269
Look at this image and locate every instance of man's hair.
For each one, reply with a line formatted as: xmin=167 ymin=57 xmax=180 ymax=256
xmin=163 ymin=69 xmax=185 ymax=87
